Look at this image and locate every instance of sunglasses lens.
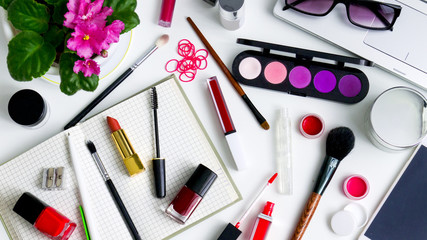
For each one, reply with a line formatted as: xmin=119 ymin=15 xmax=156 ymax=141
xmin=348 ymin=3 xmax=397 ymax=29
xmin=287 ymin=0 xmax=334 ymax=15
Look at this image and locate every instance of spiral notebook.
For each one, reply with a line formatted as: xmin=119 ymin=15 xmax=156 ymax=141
xmin=0 ymin=75 xmax=241 ymax=240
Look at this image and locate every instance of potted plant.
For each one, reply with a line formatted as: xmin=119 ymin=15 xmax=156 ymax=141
xmin=0 ymin=0 xmax=139 ymax=95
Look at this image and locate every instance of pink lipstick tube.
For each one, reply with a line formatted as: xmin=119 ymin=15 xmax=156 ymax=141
xmin=158 ymin=0 xmax=176 ymax=27
xmin=207 ymin=76 xmax=248 ymax=170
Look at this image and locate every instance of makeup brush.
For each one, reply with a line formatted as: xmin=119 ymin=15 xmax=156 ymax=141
xmin=151 ymin=87 xmax=166 ymax=198
xmin=86 ymin=140 xmax=141 ymax=240
xmin=291 ymin=127 xmax=355 ymax=240
xmin=64 ymin=34 xmax=170 ymax=130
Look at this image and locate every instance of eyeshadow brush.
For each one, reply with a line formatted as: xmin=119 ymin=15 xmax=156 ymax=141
xmin=64 ymin=34 xmax=169 ymax=130
xmin=186 ymin=17 xmax=269 ymax=130
xmin=151 ymin=87 xmax=166 ymax=198
xmin=291 ymin=127 xmax=355 ymax=240
xmin=86 ymin=140 xmax=141 ymax=240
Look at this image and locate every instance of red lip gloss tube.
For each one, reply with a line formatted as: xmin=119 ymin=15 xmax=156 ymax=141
xmin=165 ymin=164 xmax=217 ymax=224
xmin=158 ymin=0 xmax=176 ymax=27
xmin=13 ymin=192 xmax=76 ymax=240
xmin=249 ymin=201 xmax=275 ymax=240
xmin=207 ymin=76 xmax=248 ymax=170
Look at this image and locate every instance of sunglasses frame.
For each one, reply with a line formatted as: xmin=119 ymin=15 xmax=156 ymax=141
xmin=283 ymin=0 xmax=402 ymax=30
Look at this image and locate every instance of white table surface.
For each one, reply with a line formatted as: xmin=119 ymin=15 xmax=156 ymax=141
xmin=0 ymin=0 xmax=425 ymax=240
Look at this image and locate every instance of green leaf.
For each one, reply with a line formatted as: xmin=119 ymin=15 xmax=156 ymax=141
xmin=0 ymin=0 xmax=14 ymax=9
xmin=63 ymin=33 xmax=76 ymax=54
xmin=44 ymin=0 xmax=59 ymax=5
xmin=7 ymin=31 xmax=56 ymax=81
xmin=7 ymin=0 xmax=50 ymax=33
xmin=44 ymin=25 xmax=65 ymax=48
xmin=52 ymin=0 xmax=68 ymax=25
xmin=109 ymin=11 xmax=139 ymax=33
xmin=59 ymin=53 xmax=99 ymax=95
xmin=104 ymin=0 xmax=140 ymax=33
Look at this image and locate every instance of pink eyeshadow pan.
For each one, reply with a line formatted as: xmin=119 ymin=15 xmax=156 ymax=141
xmin=289 ymin=66 xmax=311 ymax=88
xmin=264 ymin=61 xmax=287 ymax=84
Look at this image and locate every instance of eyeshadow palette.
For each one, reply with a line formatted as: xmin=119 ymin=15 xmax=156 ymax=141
xmin=232 ymin=39 xmax=372 ymax=104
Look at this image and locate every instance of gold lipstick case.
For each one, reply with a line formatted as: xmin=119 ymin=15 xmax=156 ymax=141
xmin=111 ymin=129 xmax=145 ymax=176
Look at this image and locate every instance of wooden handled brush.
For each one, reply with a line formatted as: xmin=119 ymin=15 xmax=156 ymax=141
xmin=291 ymin=127 xmax=355 ymax=240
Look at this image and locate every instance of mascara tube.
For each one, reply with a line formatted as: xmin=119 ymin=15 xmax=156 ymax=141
xmin=107 ymin=116 xmax=145 ymax=176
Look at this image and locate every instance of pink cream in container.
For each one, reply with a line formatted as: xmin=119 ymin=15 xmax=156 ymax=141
xmin=343 ymin=175 xmax=369 ymax=200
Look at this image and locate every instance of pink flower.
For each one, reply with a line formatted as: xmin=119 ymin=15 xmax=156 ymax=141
xmin=73 ymin=59 xmax=100 ymax=77
xmin=104 ymin=20 xmax=125 ymax=46
xmin=67 ymin=24 xmax=108 ymax=59
xmin=64 ymin=0 xmax=113 ymax=29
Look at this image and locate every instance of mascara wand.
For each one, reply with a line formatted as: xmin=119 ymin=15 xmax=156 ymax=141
xmin=152 ymin=87 xmax=166 ymax=198
xmin=292 ymin=127 xmax=355 ymax=240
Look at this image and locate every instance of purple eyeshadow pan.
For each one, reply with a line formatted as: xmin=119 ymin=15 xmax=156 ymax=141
xmin=289 ymin=66 xmax=311 ymax=88
xmin=314 ymin=70 xmax=336 ymax=93
xmin=339 ymin=75 xmax=362 ymax=97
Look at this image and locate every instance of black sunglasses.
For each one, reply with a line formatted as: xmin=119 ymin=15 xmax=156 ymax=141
xmin=283 ymin=0 xmax=402 ymax=30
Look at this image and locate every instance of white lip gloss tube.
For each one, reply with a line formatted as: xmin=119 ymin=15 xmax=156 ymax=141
xmin=207 ymin=76 xmax=248 ymax=170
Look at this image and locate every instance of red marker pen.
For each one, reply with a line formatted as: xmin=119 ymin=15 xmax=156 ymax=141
xmin=207 ymin=76 xmax=248 ymax=170
xmin=13 ymin=192 xmax=76 ymax=240
xmin=249 ymin=201 xmax=275 ymax=240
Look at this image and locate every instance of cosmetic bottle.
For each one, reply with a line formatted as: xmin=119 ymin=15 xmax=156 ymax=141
xmin=158 ymin=0 xmax=176 ymax=27
xmin=219 ymin=0 xmax=245 ymax=30
xmin=249 ymin=201 xmax=275 ymax=240
xmin=13 ymin=192 xmax=76 ymax=240
xmin=8 ymin=89 xmax=50 ymax=129
xmin=165 ymin=164 xmax=217 ymax=224
xmin=276 ymin=108 xmax=292 ymax=195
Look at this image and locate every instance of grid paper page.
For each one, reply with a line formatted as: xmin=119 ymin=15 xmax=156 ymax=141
xmin=0 ymin=75 xmax=241 ymax=240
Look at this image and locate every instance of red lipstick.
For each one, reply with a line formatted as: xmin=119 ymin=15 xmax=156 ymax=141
xmin=13 ymin=192 xmax=76 ymax=240
xmin=107 ymin=116 xmax=145 ymax=176
xmin=107 ymin=116 xmax=121 ymax=132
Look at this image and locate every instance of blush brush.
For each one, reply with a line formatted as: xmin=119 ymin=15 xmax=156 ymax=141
xmin=292 ymin=127 xmax=355 ymax=240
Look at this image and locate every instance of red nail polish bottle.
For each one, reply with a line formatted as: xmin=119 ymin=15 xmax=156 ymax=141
xmin=13 ymin=192 xmax=76 ymax=240
xmin=165 ymin=164 xmax=217 ymax=224
xmin=249 ymin=201 xmax=275 ymax=240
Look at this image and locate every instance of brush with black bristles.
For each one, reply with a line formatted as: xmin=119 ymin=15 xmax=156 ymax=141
xmin=292 ymin=127 xmax=355 ymax=240
xmin=151 ymin=87 xmax=166 ymax=198
xmin=86 ymin=140 xmax=142 ymax=240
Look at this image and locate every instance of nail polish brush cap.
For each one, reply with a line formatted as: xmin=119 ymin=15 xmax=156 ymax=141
xmin=185 ymin=164 xmax=217 ymax=197
xmin=13 ymin=192 xmax=47 ymax=224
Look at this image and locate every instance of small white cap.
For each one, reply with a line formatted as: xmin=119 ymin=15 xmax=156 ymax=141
xmin=225 ymin=133 xmax=248 ymax=170
xmin=330 ymin=203 xmax=368 ymax=236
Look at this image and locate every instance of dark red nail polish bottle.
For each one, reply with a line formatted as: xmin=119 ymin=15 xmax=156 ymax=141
xmin=13 ymin=192 xmax=76 ymax=240
xmin=165 ymin=164 xmax=217 ymax=224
